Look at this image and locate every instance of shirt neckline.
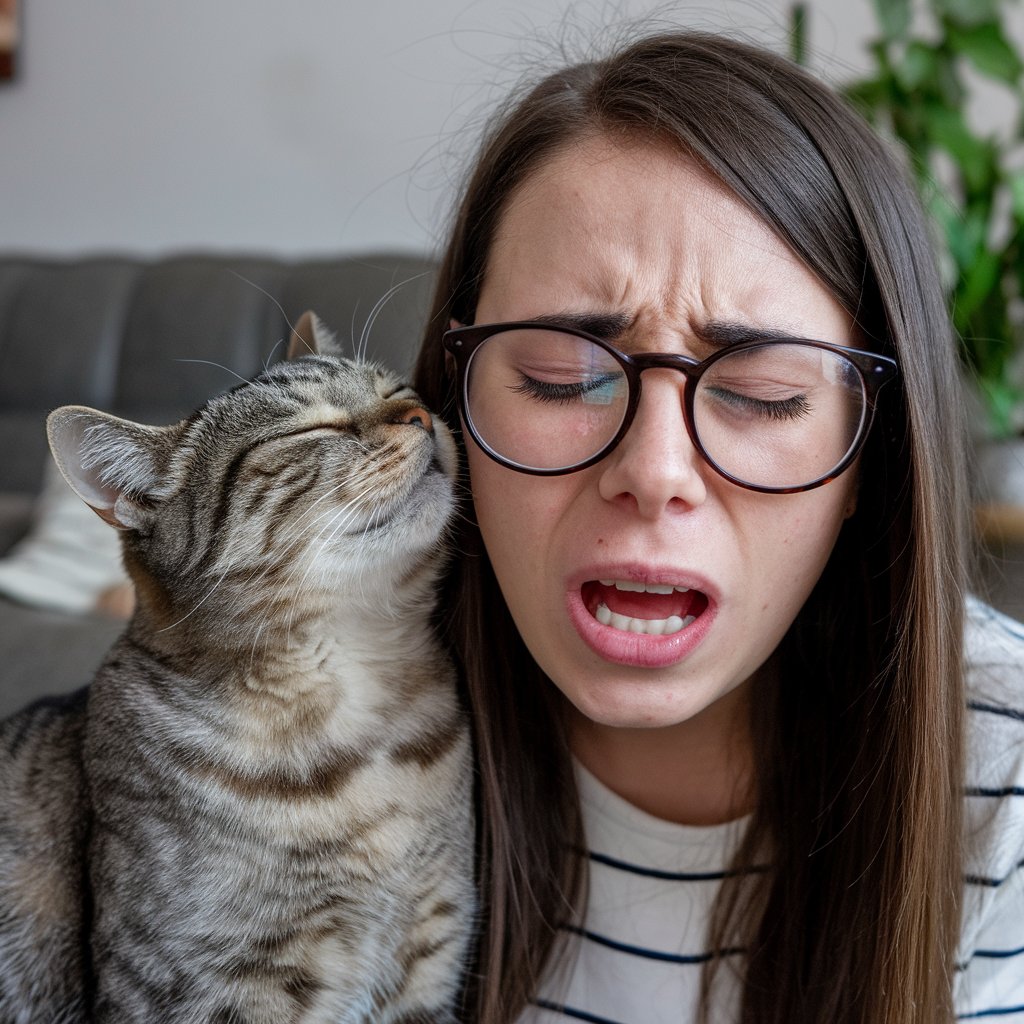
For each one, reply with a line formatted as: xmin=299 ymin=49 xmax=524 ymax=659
xmin=575 ymin=759 xmax=753 ymax=849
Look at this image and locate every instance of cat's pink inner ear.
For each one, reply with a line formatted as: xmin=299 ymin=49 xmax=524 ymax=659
xmin=87 ymin=502 xmax=124 ymax=529
xmin=288 ymin=311 xmax=344 ymax=361
xmin=288 ymin=310 xmax=319 ymax=360
xmin=46 ymin=407 xmax=140 ymax=530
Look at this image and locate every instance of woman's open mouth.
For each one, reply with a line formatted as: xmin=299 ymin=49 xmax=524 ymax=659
xmin=581 ymin=579 xmax=710 ymax=636
xmin=567 ymin=574 xmax=715 ymax=668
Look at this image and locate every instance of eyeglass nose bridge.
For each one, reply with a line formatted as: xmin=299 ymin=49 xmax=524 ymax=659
xmin=610 ymin=350 xmax=709 ymax=464
xmin=628 ymin=350 xmax=704 ymax=375
xmin=620 ymin=350 xmax=709 ymax=401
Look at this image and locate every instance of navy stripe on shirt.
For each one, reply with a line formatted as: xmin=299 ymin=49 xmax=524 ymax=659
xmin=560 ymin=922 xmax=744 ymax=965
xmin=966 ymin=857 xmax=1024 ymax=888
xmin=534 ymin=999 xmax=627 ymax=1024
xmin=971 ymin=603 xmax=1024 ymax=645
xmin=957 ymin=1005 xmax=1024 ymax=1019
xmin=587 ymin=849 xmax=769 ymax=881
xmin=968 ymin=700 xmax=1024 ymax=723
xmin=958 ymin=944 xmax=1024 ymax=972
xmin=973 ymin=944 xmax=1024 ymax=959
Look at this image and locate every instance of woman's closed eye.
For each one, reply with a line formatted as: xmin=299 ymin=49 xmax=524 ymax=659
xmin=510 ymin=372 xmax=625 ymax=406
xmin=702 ymin=385 xmax=813 ymax=422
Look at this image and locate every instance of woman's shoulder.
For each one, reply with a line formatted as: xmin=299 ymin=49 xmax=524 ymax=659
xmin=965 ymin=596 xmax=1024 ymax=713
xmin=964 ymin=596 xmax=1024 ymax=799
xmin=958 ymin=599 xmax=1024 ymax=1017
xmin=962 ymin=598 xmax=1024 ymax=692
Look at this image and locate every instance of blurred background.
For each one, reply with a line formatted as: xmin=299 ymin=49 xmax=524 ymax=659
xmin=0 ymin=0 xmax=910 ymax=257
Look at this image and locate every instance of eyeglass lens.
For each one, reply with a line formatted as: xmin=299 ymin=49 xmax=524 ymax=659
xmin=463 ymin=328 xmax=868 ymax=489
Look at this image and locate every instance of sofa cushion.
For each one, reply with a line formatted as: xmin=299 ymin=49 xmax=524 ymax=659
xmin=0 ymin=601 xmax=124 ymax=719
xmin=0 ymin=492 xmax=32 ymax=557
xmin=0 ymin=460 xmax=126 ymax=614
xmin=0 ymin=411 xmax=49 ymax=495
xmin=0 ymin=258 xmax=141 ymax=412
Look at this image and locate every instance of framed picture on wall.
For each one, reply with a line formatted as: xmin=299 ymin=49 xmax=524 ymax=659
xmin=0 ymin=0 xmax=18 ymax=81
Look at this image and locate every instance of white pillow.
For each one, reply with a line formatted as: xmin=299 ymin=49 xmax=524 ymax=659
xmin=0 ymin=459 xmax=128 ymax=615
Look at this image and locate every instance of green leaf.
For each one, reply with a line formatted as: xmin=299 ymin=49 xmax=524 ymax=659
xmin=932 ymin=0 xmax=1000 ymax=28
xmin=789 ymin=4 xmax=808 ymax=65
xmin=929 ymin=49 xmax=967 ymax=107
xmin=932 ymin=210 xmax=966 ymax=274
xmin=956 ymin=248 xmax=1002 ymax=323
xmin=976 ymin=376 xmax=1022 ymax=438
xmin=922 ymin=104 xmax=997 ymax=193
xmin=947 ymin=21 xmax=1023 ymax=83
xmin=895 ymin=41 xmax=940 ymax=90
xmin=1013 ymin=251 xmax=1024 ymax=305
xmin=842 ymin=75 xmax=897 ymax=120
xmin=873 ymin=0 xmax=911 ymax=39
xmin=1010 ymin=171 xmax=1024 ymax=221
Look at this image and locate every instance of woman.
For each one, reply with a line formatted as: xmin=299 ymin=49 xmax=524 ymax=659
xmin=412 ymin=30 xmax=1024 ymax=1023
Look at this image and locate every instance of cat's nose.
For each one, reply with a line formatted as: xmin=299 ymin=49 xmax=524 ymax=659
xmin=396 ymin=406 xmax=434 ymax=434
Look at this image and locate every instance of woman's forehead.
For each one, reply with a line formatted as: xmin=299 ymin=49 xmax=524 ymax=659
xmin=480 ymin=134 xmax=852 ymax=344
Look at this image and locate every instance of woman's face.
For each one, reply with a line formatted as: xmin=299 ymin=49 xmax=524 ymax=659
xmin=468 ymin=134 xmax=859 ymax=738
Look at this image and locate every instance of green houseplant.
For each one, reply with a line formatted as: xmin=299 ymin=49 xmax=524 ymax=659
xmin=795 ymin=0 xmax=1024 ymax=442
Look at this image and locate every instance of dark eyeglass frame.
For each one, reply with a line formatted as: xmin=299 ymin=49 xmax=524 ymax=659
xmin=443 ymin=320 xmax=899 ymax=494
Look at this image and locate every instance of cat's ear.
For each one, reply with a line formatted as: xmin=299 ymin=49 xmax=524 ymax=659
xmin=46 ymin=406 xmax=176 ymax=530
xmin=288 ymin=310 xmax=344 ymax=361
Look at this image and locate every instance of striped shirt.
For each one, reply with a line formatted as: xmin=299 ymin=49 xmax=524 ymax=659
xmin=522 ymin=599 xmax=1024 ymax=1023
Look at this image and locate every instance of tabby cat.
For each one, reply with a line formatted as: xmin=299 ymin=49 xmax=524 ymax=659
xmin=0 ymin=312 xmax=474 ymax=1024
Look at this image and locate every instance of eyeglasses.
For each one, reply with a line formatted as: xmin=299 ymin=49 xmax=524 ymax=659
xmin=443 ymin=321 xmax=898 ymax=493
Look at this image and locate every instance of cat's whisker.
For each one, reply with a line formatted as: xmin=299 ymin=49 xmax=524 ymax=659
xmin=226 ymin=270 xmax=303 ymax=363
xmin=275 ymin=485 xmax=382 ymax=638
xmin=349 ymin=301 xmax=362 ymax=363
xmin=156 ymin=563 xmax=235 ymax=633
xmin=357 ymin=272 xmax=430 ymax=363
xmin=242 ymin=492 xmax=362 ymax=658
xmin=262 ymin=336 xmax=287 ymax=373
xmin=174 ymin=358 xmax=249 ymax=386
xmin=277 ymin=479 xmax=356 ymax=535
xmin=273 ymin=469 xmax=385 ymax=551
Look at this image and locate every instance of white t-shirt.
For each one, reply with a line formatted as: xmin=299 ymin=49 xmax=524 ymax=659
xmin=521 ymin=598 xmax=1024 ymax=1023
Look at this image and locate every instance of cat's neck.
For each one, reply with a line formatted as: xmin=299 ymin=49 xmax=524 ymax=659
xmin=124 ymin=580 xmax=442 ymax=699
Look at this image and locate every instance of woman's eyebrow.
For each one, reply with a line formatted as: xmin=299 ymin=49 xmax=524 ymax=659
xmin=696 ymin=320 xmax=804 ymax=348
xmin=528 ymin=311 xmax=634 ymax=338
xmin=523 ymin=312 xmax=806 ymax=348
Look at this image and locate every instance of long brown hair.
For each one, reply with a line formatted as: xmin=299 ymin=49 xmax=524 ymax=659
xmin=414 ymin=30 xmax=968 ymax=1024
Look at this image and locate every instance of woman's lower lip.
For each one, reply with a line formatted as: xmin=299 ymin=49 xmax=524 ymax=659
xmin=565 ymin=588 xmax=715 ymax=668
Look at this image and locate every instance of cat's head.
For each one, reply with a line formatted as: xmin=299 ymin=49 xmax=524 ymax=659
xmin=46 ymin=312 xmax=458 ymax=633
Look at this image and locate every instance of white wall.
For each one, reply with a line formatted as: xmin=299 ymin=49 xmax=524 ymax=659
xmin=0 ymin=0 xmax=877 ymax=257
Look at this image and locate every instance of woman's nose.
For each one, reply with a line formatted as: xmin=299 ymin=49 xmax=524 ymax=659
xmin=597 ymin=370 xmax=708 ymax=518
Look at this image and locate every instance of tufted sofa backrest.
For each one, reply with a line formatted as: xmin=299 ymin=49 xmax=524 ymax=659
xmin=0 ymin=252 xmax=437 ymax=494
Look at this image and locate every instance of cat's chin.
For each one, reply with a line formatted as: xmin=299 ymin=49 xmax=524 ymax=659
xmin=350 ymin=463 xmax=455 ymax=547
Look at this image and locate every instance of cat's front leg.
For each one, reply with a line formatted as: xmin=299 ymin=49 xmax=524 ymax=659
xmin=372 ymin=869 xmax=474 ymax=1024
xmin=0 ymin=692 xmax=91 ymax=1024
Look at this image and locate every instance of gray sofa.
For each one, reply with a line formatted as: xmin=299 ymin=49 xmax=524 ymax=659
xmin=0 ymin=252 xmax=435 ymax=718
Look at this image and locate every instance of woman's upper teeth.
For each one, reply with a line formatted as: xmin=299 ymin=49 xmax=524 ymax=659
xmin=598 ymin=579 xmax=691 ymax=595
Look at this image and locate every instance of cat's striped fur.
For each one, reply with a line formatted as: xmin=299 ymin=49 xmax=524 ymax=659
xmin=0 ymin=313 xmax=474 ymax=1023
